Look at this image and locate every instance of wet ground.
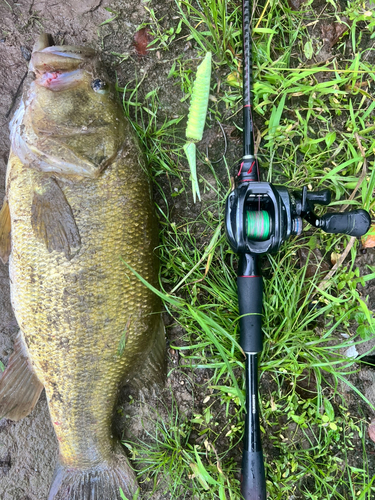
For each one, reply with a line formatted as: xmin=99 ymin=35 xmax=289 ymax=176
xmin=0 ymin=0 xmax=219 ymax=497
xmin=0 ymin=0 xmax=375 ymax=499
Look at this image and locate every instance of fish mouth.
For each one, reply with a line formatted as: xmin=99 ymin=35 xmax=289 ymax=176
xmin=30 ymin=34 xmax=96 ymax=91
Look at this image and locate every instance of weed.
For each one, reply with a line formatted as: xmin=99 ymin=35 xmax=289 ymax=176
xmin=99 ymin=7 xmax=119 ymax=26
xmin=119 ymin=487 xmax=140 ymax=500
xmin=119 ymin=0 xmax=375 ymax=498
xmin=124 ymin=397 xmax=241 ymax=499
xmin=142 ymin=6 xmax=183 ymax=51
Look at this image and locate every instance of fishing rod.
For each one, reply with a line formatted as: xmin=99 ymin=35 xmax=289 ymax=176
xmin=224 ymin=1 xmax=371 ymax=499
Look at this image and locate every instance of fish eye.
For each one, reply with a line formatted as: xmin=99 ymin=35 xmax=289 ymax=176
xmin=91 ymin=78 xmax=109 ymax=94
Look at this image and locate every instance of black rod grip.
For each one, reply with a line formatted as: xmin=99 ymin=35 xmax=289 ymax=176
xmin=241 ymin=354 xmax=266 ymax=499
xmin=237 ymin=276 xmax=263 ymax=353
xmin=319 ymin=209 xmax=371 ymax=237
xmin=241 ymin=449 xmax=266 ymax=500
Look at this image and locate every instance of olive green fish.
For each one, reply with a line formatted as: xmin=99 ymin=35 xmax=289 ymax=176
xmin=0 ymin=33 xmax=165 ymax=500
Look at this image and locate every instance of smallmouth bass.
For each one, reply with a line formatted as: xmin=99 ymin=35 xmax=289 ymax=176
xmin=0 ymin=33 xmax=165 ymax=500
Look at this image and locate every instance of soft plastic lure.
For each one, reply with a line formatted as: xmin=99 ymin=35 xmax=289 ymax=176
xmin=184 ymin=51 xmax=212 ymax=203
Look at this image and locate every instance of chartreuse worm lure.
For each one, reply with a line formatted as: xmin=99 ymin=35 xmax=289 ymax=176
xmin=183 ymin=52 xmax=212 ymax=203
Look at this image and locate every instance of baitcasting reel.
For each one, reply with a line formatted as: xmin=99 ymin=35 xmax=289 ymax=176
xmin=225 ymin=181 xmax=371 ymax=257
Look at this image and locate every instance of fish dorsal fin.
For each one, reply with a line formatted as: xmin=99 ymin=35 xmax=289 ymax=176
xmin=0 ymin=199 xmax=11 ymax=264
xmin=0 ymin=331 xmax=44 ymax=421
xmin=31 ymin=177 xmax=81 ymax=260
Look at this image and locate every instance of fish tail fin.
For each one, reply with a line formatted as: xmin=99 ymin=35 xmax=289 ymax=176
xmin=0 ymin=331 xmax=44 ymax=421
xmin=48 ymin=448 xmax=139 ymax=500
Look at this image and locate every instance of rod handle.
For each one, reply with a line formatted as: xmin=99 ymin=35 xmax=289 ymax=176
xmin=318 ymin=209 xmax=371 ymax=237
xmin=237 ymin=276 xmax=263 ymax=353
xmin=241 ymin=449 xmax=266 ymax=500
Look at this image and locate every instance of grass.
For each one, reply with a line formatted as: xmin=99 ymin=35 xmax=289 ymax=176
xmin=107 ymin=0 xmax=375 ymax=498
xmin=124 ymin=396 xmax=241 ymax=499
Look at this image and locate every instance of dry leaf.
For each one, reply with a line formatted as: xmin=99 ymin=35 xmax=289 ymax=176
xmin=368 ymin=420 xmax=375 ymax=443
xmin=321 ymin=18 xmax=350 ymax=48
xmin=133 ymin=27 xmax=153 ymax=56
xmin=331 ymin=252 xmax=340 ymax=265
xmin=298 ymin=246 xmax=330 ymax=279
xmin=361 ymin=224 xmax=375 ymax=248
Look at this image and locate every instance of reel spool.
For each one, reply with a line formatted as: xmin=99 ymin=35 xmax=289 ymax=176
xmin=246 ymin=211 xmax=271 ymax=241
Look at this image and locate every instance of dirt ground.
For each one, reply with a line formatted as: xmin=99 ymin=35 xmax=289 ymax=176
xmin=0 ymin=1 xmax=192 ymax=499
xmin=1 ymin=0 xmax=375 ymax=499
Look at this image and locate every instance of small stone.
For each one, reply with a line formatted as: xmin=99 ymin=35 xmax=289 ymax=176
xmin=344 ymin=344 xmax=358 ymax=359
xmin=20 ymin=46 xmax=31 ymax=61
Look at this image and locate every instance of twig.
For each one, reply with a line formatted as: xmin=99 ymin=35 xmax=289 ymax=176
xmin=5 ymin=71 xmax=27 ymax=119
xmin=255 ymin=0 xmax=270 ymax=29
xmin=317 ymin=236 xmax=356 ymax=292
xmin=340 ymin=132 xmax=367 ymax=212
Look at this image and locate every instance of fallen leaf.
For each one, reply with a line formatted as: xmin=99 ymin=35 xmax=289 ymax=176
xmin=368 ymin=420 xmax=375 ymax=443
xmin=133 ymin=27 xmax=153 ymax=56
xmin=362 ymin=224 xmax=375 ymax=248
xmin=331 ymin=252 xmax=340 ymax=265
xmin=321 ymin=18 xmax=351 ymax=48
xmin=226 ymin=71 xmax=241 ymax=88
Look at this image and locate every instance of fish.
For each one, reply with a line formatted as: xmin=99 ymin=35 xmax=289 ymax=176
xmin=0 ymin=33 xmax=165 ymax=500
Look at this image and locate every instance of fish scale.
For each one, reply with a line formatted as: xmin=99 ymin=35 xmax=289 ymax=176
xmin=0 ymin=34 xmax=165 ymax=500
xmin=7 ymin=148 xmax=160 ymax=467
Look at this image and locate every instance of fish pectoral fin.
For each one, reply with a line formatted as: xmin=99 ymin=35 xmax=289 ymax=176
xmin=31 ymin=177 xmax=81 ymax=260
xmin=0 ymin=332 xmax=44 ymax=421
xmin=0 ymin=199 xmax=11 ymax=264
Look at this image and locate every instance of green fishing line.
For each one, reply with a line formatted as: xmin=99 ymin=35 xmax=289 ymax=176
xmin=246 ymin=211 xmax=270 ymax=241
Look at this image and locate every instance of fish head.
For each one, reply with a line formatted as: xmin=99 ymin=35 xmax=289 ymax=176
xmin=11 ymin=34 xmax=127 ymax=178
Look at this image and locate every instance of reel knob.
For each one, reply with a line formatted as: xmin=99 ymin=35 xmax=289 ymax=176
xmin=316 ymin=209 xmax=371 ymax=237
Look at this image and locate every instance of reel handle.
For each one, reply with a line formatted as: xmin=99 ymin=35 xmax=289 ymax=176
xmin=305 ymin=189 xmax=331 ymax=206
xmin=317 ymin=209 xmax=371 ymax=237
